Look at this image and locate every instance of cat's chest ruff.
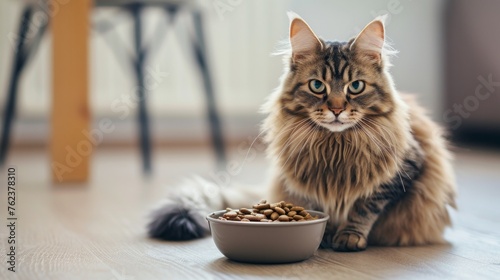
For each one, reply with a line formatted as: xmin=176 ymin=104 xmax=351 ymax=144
xmin=279 ymin=134 xmax=402 ymax=212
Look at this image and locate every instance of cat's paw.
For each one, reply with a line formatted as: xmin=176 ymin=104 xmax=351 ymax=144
xmin=332 ymin=231 xmax=367 ymax=252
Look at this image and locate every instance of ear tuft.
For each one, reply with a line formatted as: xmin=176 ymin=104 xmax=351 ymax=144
xmin=375 ymin=14 xmax=389 ymax=25
xmin=350 ymin=17 xmax=386 ymax=63
xmin=287 ymin=11 xmax=300 ymax=22
xmin=288 ymin=12 xmax=322 ymax=59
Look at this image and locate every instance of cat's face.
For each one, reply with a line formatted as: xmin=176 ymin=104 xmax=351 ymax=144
xmin=282 ymin=14 xmax=395 ymax=132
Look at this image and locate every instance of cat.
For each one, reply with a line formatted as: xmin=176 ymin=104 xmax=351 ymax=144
xmin=148 ymin=13 xmax=456 ymax=252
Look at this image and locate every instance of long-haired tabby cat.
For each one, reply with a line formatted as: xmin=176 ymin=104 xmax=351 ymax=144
xmin=148 ymin=13 xmax=456 ymax=251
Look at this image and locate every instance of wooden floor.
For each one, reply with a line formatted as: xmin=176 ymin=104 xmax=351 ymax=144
xmin=1 ymin=146 xmax=499 ymax=280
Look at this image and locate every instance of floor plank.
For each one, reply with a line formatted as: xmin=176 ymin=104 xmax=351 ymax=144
xmin=0 ymin=147 xmax=499 ymax=279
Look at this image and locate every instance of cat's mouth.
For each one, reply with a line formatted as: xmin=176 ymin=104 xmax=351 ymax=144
xmin=319 ymin=120 xmax=354 ymax=132
xmin=325 ymin=120 xmax=344 ymax=125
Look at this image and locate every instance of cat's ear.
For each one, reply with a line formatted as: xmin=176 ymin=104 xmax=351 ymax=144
xmin=350 ymin=16 xmax=386 ymax=63
xmin=288 ymin=12 xmax=323 ymax=60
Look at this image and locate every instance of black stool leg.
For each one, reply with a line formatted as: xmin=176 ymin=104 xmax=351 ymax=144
xmin=0 ymin=6 xmax=34 ymax=165
xmin=190 ymin=10 xmax=226 ymax=166
xmin=131 ymin=4 xmax=152 ymax=173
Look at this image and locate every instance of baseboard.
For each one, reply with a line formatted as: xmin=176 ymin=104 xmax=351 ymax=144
xmin=8 ymin=114 xmax=265 ymax=148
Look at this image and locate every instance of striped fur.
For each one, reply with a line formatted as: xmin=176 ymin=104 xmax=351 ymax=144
xmin=147 ymin=14 xmax=456 ymax=251
xmin=263 ymin=14 xmax=456 ymax=251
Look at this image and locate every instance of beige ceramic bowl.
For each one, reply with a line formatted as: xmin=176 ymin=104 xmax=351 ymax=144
xmin=206 ymin=210 xmax=329 ymax=264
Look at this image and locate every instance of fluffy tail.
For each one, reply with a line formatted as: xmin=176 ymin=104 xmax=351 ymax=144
xmin=147 ymin=176 xmax=265 ymax=241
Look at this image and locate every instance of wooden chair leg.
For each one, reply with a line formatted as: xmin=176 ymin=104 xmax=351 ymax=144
xmin=51 ymin=0 xmax=91 ymax=182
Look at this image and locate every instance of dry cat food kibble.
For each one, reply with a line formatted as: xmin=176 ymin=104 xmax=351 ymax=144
xmin=218 ymin=200 xmax=318 ymax=222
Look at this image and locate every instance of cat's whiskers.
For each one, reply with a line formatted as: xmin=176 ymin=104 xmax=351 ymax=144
xmin=359 ymin=118 xmax=407 ymax=192
xmin=361 ymin=117 xmax=412 ymax=182
xmin=357 ymin=120 xmax=384 ymax=154
xmin=305 ymin=121 xmax=321 ymax=164
xmin=352 ymin=123 xmax=361 ymax=148
xmin=362 ymin=118 xmax=398 ymax=152
xmin=294 ymin=121 xmax=320 ymax=176
xmin=357 ymin=120 xmax=394 ymax=182
xmin=280 ymin=121 xmax=316 ymax=174
xmin=274 ymin=118 xmax=315 ymax=162
xmin=276 ymin=127 xmax=311 ymax=170
xmin=266 ymin=115 xmax=310 ymax=145
xmin=240 ymin=113 xmax=309 ymax=171
xmin=241 ymin=128 xmax=269 ymax=167
xmin=349 ymin=124 xmax=362 ymax=164
xmin=358 ymin=119 xmax=395 ymax=164
xmin=241 ymin=104 xmax=294 ymax=160
xmin=274 ymin=117 xmax=311 ymax=141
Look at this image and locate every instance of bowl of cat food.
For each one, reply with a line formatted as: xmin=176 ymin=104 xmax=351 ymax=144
xmin=206 ymin=200 xmax=329 ymax=264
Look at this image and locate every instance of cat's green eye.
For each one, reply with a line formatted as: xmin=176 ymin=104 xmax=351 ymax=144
xmin=308 ymin=79 xmax=326 ymax=94
xmin=347 ymin=80 xmax=365 ymax=95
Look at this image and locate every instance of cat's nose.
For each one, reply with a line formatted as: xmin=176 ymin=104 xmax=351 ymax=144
xmin=330 ymin=107 xmax=344 ymax=116
xmin=327 ymin=97 xmax=346 ymax=116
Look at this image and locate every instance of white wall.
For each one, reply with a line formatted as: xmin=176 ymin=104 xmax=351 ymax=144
xmin=0 ymin=0 xmax=445 ymax=145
